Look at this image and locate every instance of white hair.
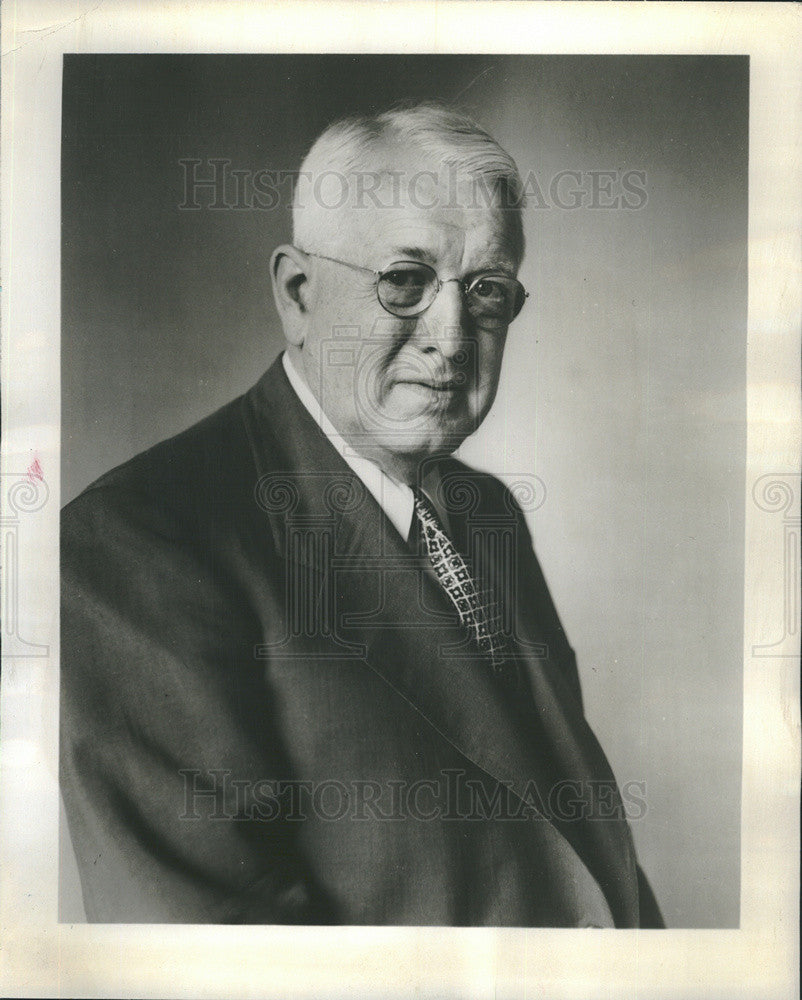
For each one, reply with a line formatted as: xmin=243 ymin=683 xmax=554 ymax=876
xmin=292 ymin=102 xmax=525 ymax=262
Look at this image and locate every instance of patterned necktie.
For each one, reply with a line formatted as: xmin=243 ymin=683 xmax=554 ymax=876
xmin=411 ymin=487 xmax=512 ymax=679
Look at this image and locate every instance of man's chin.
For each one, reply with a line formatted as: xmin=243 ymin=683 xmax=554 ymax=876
xmin=371 ymin=423 xmax=473 ymax=461
xmin=350 ymin=392 xmax=482 ymax=463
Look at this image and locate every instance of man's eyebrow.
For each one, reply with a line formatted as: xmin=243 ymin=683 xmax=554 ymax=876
xmin=389 ymin=246 xmax=436 ymax=263
xmin=464 ymin=258 xmax=517 ymax=280
xmin=388 ymin=247 xmax=516 ymax=276
xmin=475 ymin=259 xmax=516 ymax=276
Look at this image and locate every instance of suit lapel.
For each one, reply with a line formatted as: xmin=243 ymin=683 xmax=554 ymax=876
xmin=241 ymin=357 xmax=639 ymax=926
xmin=445 ymin=476 xmax=640 ymax=926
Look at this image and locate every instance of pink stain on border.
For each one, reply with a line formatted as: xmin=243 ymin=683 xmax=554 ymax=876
xmin=27 ymin=456 xmax=44 ymax=484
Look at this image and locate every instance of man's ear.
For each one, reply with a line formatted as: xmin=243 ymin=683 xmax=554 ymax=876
xmin=270 ymin=245 xmax=312 ymax=346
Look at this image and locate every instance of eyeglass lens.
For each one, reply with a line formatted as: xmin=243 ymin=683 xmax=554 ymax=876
xmin=377 ymin=262 xmax=525 ymax=322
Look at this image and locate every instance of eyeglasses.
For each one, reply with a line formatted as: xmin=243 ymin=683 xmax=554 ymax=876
xmin=300 ymin=250 xmax=528 ymax=324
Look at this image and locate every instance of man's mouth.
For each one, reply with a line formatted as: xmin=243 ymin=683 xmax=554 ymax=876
xmin=397 ymin=379 xmax=462 ymax=392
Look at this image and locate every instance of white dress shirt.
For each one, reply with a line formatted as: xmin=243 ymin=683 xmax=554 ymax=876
xmin=282 ymin=351 xmax=448 ymax=541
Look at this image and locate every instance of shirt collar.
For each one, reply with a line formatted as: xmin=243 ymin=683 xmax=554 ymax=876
xmin=282 ymin=350 xmax=419 ymax=541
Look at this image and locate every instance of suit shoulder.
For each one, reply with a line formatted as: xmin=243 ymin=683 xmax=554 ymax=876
xmin=62 ymin=392 xmax=255 ymax=532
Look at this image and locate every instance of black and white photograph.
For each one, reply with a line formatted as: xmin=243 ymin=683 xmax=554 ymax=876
xmin=1 ymin=4 xmax=799 ymax=999
xmin=58 ymin=52 xmax=746 ymax=930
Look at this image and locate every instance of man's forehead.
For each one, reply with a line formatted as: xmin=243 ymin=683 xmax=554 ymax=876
xmin=302 ymin=136 xmax=521 ymax=264
xmin=364 ymin=211 xmax=512 ymax=259
xmin=335 ymin=192 xmax=518 ymax=270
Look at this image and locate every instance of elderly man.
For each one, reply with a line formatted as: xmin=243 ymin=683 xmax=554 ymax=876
xmin=61 ymin=104 xmax=662 ymax=927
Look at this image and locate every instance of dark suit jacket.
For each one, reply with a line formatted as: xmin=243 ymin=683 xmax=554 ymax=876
xmin=61 ymin=355 xmax=662 ymax=926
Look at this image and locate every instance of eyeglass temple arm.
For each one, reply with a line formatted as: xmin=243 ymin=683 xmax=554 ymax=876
xmin=298 ymin=249 xmax=381 ymax=278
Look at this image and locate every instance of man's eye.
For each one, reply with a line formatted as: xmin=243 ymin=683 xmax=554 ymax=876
xmin=474 ymin=279 xmax=506 ymax=300
xmin=385 ymin=269 xmax=426 ymax=288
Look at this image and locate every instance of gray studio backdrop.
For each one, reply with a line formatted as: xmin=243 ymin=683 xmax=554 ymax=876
xmin=61 ymin=54 xmax=747 ymax=927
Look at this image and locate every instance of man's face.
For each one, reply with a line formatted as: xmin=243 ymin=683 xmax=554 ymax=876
xmin=295 ymin=167 xmax=521 ymax=479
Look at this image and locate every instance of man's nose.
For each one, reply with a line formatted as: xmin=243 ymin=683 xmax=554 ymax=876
xmin=416 ymin=280 xmax=467 ymax=359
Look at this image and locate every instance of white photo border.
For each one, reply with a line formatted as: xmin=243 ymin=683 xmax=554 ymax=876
xmin=1 ymin=2 xmax=799 ymax=998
